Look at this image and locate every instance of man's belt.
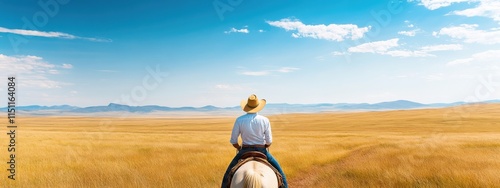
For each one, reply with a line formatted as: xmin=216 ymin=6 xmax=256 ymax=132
xmin=242 ymin=144 xmax=266 ymax=148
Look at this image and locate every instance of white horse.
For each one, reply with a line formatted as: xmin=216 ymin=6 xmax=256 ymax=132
xmin=230 ymin=160 xmax=279 ymax=188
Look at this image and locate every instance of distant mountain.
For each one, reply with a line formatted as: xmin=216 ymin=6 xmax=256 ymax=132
xmin=70 ymin=103 xmax=173 ymax=113
xmin=337 ymin=100 xmax=426 ymax=110
xmin=68 ymin=103 xmax=230 ymax=113
xmin=0 ymin=105 xmax=80 ymax=111
xmin=2 ymin=99 xmax=500 ymax=115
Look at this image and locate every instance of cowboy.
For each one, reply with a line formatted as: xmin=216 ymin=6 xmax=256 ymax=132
xmin=221 ymin=94 xmax=288 ymax=188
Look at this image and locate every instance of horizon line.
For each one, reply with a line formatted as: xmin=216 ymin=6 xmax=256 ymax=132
xmin=2 ymin=99 xmax=499 ymax=109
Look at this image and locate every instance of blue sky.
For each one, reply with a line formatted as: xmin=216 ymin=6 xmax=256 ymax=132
xmin=1 ymin=0 xmax=499 ymax=107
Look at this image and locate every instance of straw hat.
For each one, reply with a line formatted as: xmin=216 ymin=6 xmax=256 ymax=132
xmin=240 ymin=94 xmax=266 ymax=113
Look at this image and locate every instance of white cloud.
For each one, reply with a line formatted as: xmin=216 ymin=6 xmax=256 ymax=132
xmin=276 ymin=67 xmax=299 ymax=73
xmin=447 ymin=50 xmax=500 ymax=66
xmin=447 ymin=58 xmax=474 ymax=65
xmin=332 ymin=51 xmax=347 ymax=56
xmin=451 ymin=0 xmax=500 ymax=22
xmin=62 ymin=63 xmax=73 ymax=69
xmin=435 ymin=24 xmax=500 ymax=44
xmin=348 ymin=38 xmax=400 ymax=53
xmin=240 ymin=71 xmax=270 ymax=76
xmin=420 ymin=44 xmax=463 ymax=52
xmin=472 ymin=49 xmax=500 ymax=59
xmin=224 ymin=27 xmax=249 ymax=34
xmin=0 ymin=26 xmax=111 ymax=42
xmin=348 ymin=39 xmax=461 ymax=57
xmin=398 ymin=30 xmax=417 ymax=36
xmin=415 ymin=0 xmax=499 ymax=22
xmin=404 ymin=20 xmax=415 ymax=28
xmin=398 ymin=20 xmax=420 ymax=36
xmin=417 ymin=0 xmax=474 ymax=10
xmin=385 ymin=50 xmax=433 ymax=57
xmin=258 ymin=29 xmax=265 ymax=33
xmin=239 ymin=67 xmax=300 ymax=76
xmin=0 ymin=54 xmax=70 ymax=88
xmin=48 ymin=69 xmax=59 ymax=74
xmin=0 ymin=27 xmax=75 ymax=39
xmin=266 ymin=18 xmax=370 ymax=41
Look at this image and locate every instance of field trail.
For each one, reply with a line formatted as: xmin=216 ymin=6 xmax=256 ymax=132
xmin=289 ymin=144 xmax=381 ymax=187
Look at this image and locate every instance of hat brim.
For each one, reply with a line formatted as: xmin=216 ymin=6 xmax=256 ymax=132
xmin=240 ymin=99 xmax=266 ymax=113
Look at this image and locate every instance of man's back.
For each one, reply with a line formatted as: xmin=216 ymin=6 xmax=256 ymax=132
xmin=230 ymin=113 xmax=272 ymax=146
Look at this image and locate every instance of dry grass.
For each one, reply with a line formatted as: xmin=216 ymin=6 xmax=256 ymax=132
xmin=2 ymin=104 xmax=500 ymax=187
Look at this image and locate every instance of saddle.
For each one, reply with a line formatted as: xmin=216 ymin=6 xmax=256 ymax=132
xmin=226 ymin=151 xmax=284 ymax=188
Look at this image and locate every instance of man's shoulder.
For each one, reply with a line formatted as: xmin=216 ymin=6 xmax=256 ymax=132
xmin=255 ymin=114 xmax=269 ymax=120
xmin=235 ymin=114 xmax=248 ymax=122
xmin=254 ymin=114 xmax=270 ymax=124
xmin=236 ymin=113 xmax=269 ymax=121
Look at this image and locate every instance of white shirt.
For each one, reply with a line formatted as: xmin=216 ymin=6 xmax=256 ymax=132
xmin=230 ymin=113 xmax=272 ymax=145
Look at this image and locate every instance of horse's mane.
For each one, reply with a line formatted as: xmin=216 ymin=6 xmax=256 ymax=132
xmin=243 ymin=167 xmax=263 ymax=188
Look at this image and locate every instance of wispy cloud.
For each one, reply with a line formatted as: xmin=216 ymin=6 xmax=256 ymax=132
xmin=398 ymin=20 xmax=420 ymax=36
xmin=61 ymin=63 xmax=73 ymax=69
xmin=239 ymin=67 xmax=300 ymax=76
xmin=224 ymin=27 xmax=249 ymax=34
xmin=398 ymin=30 xmax=418 ymax=36
xmin=447 ymin=58 xmax=474 ymax=66
xmin=266 ymin=18 xmax=370 ymax=41
xmin=384 ymin=50 xmax=432 ymax=57
xmin=348 ymin=38 xmax=430 ymax=57
xmin=276 ymin=67 xmax=299 ymax=73
xmin=347 ymin=39 xmax=462 ymax=57
xmin=420 ymin=44 xmax=463 ymax=52
xmin=240 ymin=70 xmax=270 ymax=76
xmin=0 ymin=54 xmax=70 ymax=88
xmin=415 ymin=0 xmax=500 ymax=22
xmin=450 ymin=0 xmax=500 ymax=22
xmin=348 ymin=38 xmax=400 ymax=54
xmin=416 ymin=0 xmax=472 ymax=10
xmin=434 ymin=24 xmax=500 ymax=44
xmin=332 ymin=51 xmax=347 ymax=56
xmin=0 ymin=26 xmax=112 ymax=42
xmin=0 ymin=27 xmax=75 ymax=38
xmin=447 ymin=50 xmax=500 ymax=66
xmin=404 ymin=20 xmax=415 ymax=28
xmin=215 ymin=84 xmax=231 ymax=89
xmin=214 ymin=84 xmax=249 ymax=91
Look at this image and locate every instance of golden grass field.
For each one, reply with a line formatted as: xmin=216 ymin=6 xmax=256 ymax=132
xmin=2 ymin=104 xmax=500 ymax=187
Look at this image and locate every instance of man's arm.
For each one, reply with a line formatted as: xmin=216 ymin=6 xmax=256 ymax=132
xmin=264 ymin=119 xmax=272 ymax=147
xmin=230 ymin=119 xmax=240 ymax=149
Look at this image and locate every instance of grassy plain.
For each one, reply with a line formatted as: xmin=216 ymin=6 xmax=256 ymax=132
xmin=2 ymin=104 xmax=500 ymax=187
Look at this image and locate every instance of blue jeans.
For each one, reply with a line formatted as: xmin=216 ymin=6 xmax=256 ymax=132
xmin=221 ymin=147 xmax=288 ymax=188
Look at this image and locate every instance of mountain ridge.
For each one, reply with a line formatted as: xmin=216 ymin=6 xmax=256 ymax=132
xmin=2 ymin=100 xmax=500 ymax=114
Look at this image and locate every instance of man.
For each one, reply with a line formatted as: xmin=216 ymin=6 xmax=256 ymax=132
xmin=221 ymin=94 xmax=288 ymax=188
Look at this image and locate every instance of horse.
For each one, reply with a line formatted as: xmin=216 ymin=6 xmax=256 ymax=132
xmin=230 ymin=160 xmax=279 ymax=188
